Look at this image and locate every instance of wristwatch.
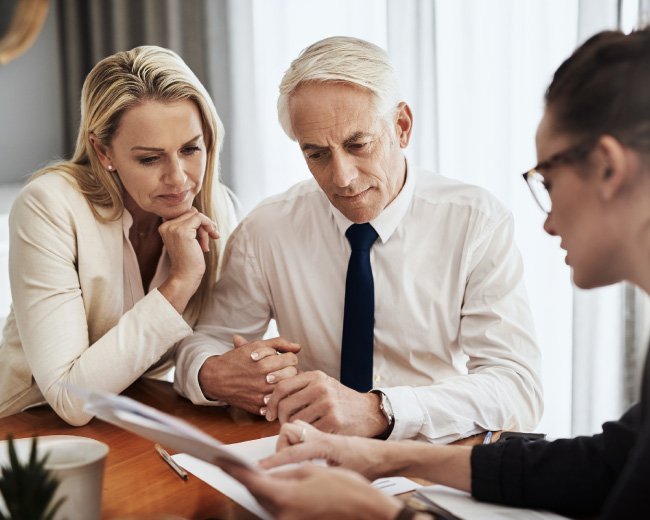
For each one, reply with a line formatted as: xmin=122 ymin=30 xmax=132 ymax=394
xmin=371 ymin=390 xmax=395 ymax=440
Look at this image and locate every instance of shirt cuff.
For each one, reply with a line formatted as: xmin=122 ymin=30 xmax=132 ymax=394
xmin=173 ymin=347 xmax=228 ymax=407
xmin=375 ymin=385 xmax=425 ymax=440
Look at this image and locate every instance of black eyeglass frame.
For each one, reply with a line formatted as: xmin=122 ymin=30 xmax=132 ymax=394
xmin=522 ymin=139 xmax=595 ymax=213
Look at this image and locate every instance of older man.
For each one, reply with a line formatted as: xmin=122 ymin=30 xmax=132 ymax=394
xmin=174 ymin=36 xmax=542 ymax=442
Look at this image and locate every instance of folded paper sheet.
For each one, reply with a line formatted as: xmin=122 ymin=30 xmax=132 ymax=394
xmin=62 ymin=383 xmax=257 ymax=471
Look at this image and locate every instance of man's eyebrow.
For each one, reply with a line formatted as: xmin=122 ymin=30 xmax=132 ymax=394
xmin=343 ymin=131 xmax=371 ymax=144
xmin=130 ymin=134 xmax=203 ymax=152
xmin=300 ymin=143 xmax=325 ymax=152
xmin=300 ymin=132 xmax=372 ymax=151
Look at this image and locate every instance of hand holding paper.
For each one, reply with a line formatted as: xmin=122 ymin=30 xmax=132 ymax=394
xmin=64 ymin=383 xmax=422 ymax=520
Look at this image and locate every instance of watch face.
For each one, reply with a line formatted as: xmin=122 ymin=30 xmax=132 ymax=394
xmin=381 ymin=393 xmax=394 ymax=419
xmin=373 ymin=391 xmax=395 ymax=440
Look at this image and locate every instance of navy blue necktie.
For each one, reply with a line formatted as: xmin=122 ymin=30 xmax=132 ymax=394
xmin=341 ymin=223 xmax=379 ymax=392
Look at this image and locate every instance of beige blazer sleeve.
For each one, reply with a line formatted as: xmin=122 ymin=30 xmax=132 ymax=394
xmin=0 ymin=172 xmax=192 ymax=425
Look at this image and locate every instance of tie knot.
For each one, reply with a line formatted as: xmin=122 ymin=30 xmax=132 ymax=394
xmin=346 ymin=223 xmax=379 ymax=251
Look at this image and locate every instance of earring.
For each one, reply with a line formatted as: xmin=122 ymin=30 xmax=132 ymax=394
xmin=108 ymin=165 xmax=113 ymax=171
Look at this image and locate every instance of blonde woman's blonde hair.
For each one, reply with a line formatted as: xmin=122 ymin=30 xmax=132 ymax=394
xmin=32 ymin=45 xmax=233 ymax=324
xmin=277 ymin=36 xmax=402 ymax=140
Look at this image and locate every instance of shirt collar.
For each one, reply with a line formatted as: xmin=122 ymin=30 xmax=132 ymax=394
xmin=330 ymin=157 xmax=417 ymax=243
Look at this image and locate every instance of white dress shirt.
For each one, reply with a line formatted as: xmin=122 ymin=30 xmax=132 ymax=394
xmin=174 ymin=165 xmax=543 ymax=442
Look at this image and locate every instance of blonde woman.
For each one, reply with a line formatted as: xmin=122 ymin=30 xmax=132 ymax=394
xmin=0 ymin=46 xmax=234 ymax=426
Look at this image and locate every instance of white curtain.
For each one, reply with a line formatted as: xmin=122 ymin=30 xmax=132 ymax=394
xmin=429 ymin=0 xmax=580 ymax=437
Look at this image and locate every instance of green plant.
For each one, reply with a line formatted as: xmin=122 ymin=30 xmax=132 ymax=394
xmin=0 ymin=436 xmax=65 ymax=520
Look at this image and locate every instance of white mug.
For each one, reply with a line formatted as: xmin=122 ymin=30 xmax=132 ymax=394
xmin=0 ymin=435 xmax=109 ymax=520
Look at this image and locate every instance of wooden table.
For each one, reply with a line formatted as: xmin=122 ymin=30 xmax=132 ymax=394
xmin=0 ymin=379 xmax=491 ymax=520
xmin=0 ymin=379 xmax=280 ymax=520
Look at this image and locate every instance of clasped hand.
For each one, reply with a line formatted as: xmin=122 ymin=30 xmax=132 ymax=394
xmin=262 ymin=371 xmax=388 ymax=437
xmin=200 ymin=336 xmax=388 ymax=437
xmin=198 ymin=334 xmax=301 ymax=414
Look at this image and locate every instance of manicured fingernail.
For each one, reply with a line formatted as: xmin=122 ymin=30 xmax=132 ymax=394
xmin=260 ymin=407 xmax=267 ymax=416
xmin=266 ymin=374 xmax=276 ymax=383
xmin=251 ymin=352 xmax=259 ymax=360
xmin=263 ymin=395 xmax=271 ymax=404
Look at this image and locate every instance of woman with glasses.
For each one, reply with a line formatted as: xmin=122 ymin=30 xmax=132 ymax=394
xmin=223 ymin=26 xmax=650 ymax=520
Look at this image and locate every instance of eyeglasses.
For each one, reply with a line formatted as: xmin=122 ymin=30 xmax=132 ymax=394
xmin=522 ymin=140 xmax=594 ymax=213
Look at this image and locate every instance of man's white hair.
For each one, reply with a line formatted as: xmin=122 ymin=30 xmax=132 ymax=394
xmin=277 ymin=36 xmax=403 ymax=141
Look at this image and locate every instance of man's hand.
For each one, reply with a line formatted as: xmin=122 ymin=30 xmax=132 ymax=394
xmin=263 ymin=370 xmax=388 ymax=437
xmin=197 ymin=335 xmax=301 ymax=414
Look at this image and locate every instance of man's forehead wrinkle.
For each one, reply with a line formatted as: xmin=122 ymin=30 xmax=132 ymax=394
xmin=295 ymin=110 xmax=365 ymax=130
xmin=295 ymin=117 xmax=343 ymax=133
xmin=295 ymin=116 xmax=377 ymax=150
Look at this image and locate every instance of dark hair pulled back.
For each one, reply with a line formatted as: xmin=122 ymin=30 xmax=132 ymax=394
xmin=546 ymin=26 xmax=650 ymax=148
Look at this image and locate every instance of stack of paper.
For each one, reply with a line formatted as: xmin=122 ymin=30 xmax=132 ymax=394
xmin=172 ymin=436 xmax=422 ymax=519
xmin=414 ymin=485 xmax=571 ymax=520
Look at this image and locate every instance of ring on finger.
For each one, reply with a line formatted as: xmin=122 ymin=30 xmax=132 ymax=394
xmin=299 ymin=427 xmax=307 ymax=444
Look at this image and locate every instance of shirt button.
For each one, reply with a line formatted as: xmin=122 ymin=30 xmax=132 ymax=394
xmin=373 ymin=374 xmax=381 ymax=382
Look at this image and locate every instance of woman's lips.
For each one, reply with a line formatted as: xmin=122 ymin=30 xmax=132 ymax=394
xmin=157 ymin=190 xmax=189 ymax=204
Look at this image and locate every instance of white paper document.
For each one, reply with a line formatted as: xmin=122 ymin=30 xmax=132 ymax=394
xmin=173 ymin=452 xmax=274 ymax=520
xmin=62 ymin=383 xmax=257 ymax=471
xmin=372 ymin=476 xmax=423 ymax=496
xmin=415 ymin=485 xmax=571 ymax=520
xmin=65 ymin=384 xmax=421 ymax=520
xmin=173 ymin=435 xmax=422 ymax=519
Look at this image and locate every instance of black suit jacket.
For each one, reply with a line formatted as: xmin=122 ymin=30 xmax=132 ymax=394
xmin=471 ymin=349 xmax=650 ymax=518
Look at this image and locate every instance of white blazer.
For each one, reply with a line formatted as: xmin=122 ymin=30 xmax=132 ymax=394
xmin=0 ymin=172 xmax=193 ymax=425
